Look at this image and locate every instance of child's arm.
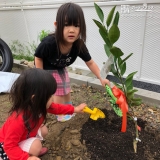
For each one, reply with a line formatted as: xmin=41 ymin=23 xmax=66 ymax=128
xmin=74 ymin=103 xmax=87 ymax=113
xmin=47 ymin=103 xmax=86 ymax=115
xmin=34 ymin=57 xmax=43 ymax=69
xmin=3 ymin=120 xmax=30 ymax=159
xmin=85 ymin=59 xmax=110 ymax=86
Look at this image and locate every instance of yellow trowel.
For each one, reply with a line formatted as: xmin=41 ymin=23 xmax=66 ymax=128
xmin=83 ymin=106 xmax=105 ymax=120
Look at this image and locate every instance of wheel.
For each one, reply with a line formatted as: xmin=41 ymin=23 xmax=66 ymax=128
xmin=0 ymin=38 xmax=13 ymax=72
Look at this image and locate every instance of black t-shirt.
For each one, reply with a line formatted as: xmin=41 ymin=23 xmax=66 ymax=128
xmin=34 ymin=35 xmax=91 ymax=70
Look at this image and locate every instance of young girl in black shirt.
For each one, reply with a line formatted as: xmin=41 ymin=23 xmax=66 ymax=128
xmin=34 ymin=2 xmax=110 ymax=121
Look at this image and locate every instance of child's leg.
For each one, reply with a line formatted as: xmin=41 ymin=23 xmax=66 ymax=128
xmin=53 ymin=92 xmax=71 ymax=104
xmin=19 ymin=138 xmax=42 ymax=156
xmin=29 ymin=139 xmax=48 ymax=157
xmin=19 ymin=126 xmax=48 ymax=156
xmin=28 ymin=139 xmax=42 ymax=156
xmin=39 ymin=124 xmax=48 ymax=138
xmin=52 ymin=68 xmax=74 ymax=121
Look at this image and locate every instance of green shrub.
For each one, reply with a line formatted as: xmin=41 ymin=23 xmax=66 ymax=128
xmin=38 ymin=30 xmax=50 ymax=42
xmin=9 ymin=40 xmax=36 ymax=61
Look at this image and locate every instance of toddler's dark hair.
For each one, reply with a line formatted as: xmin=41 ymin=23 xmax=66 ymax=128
xmin=55 ymin=2 xmax=86 ymax=52
xmin=9 ymin=68 xmax=57 ymax=130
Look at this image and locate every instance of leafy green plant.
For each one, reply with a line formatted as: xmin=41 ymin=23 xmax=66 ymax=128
xmin=38 ymin=30 xmax=50 ymax=42
xmin=9 ymin=40 xmax=36 ymax=61
xmin=93 ymin=3 xmax=142 ymax=153
xmin=12 ymin=54 xmax=34 ymax=61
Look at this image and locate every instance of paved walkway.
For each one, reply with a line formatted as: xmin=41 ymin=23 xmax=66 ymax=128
xmin=67 ymin=67 xmax=160 ymax=108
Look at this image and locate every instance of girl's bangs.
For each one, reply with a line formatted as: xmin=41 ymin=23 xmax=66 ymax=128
xmin=65 ymin=7 xmax=79 ymax=25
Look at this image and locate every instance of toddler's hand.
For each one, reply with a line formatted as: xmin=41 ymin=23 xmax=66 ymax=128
xmin=74 ymin=103 xmax=87 ymax=113
xmin=27 ymin=156 xmax=40 ymax=160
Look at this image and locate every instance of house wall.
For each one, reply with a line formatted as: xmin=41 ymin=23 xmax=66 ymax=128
xmin=0 ymin=0 xmax=160 ymax=85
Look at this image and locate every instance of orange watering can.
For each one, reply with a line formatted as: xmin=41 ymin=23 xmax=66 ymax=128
xmin=83 ymin=106 xmax=105 ymax=120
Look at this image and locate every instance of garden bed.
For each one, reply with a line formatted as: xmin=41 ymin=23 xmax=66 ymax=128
xmin=0 ymin=68 xmax=160 ymax=160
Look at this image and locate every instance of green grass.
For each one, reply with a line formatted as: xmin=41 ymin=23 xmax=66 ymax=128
xmin=13 ymin=54 xmax=34 ymax=61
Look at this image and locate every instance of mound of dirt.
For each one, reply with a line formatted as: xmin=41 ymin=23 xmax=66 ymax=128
xmin=81 ymin=109 xmax=160 ymax=160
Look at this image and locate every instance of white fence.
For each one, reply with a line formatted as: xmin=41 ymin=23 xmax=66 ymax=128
xmin=0 ymin=0 xmax=160 ymax=85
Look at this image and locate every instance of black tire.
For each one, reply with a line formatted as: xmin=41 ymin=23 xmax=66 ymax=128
xmin=0 ymin=38 xmax=13 ymax=72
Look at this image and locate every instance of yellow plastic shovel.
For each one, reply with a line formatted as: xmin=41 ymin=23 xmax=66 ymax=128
xmin=83 ymin=106 xmax=105 ymax=120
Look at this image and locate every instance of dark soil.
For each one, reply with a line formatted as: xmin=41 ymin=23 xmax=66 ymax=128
xmin=81 ymin=109 xmax=160 ymax=160
xmin=0 ymin=67 xmax=160 ymax=160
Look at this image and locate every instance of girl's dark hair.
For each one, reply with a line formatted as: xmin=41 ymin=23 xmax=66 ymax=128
xmin=55 ymin=2 xmax=86 ymax=52
xmin=9 ymin=68 xmax=57 ymax=131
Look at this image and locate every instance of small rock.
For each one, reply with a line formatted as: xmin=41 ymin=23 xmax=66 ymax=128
xmin=84 ymin=152 xmax=88 ymax=156
xmin=74 ymin=156 xmax=80 ymax=160
xmin=56 ymin=156 xmax=62 ymax=160
xmin=27 ymin=61 xmax=34 ymax=68
xmin=70 ymin=129 xmax=79 ymax=134
xmin=55 ymin=147 xmax=59 ymax=151
xmin=156 ymin=119 xmax=160 ymax=123
xmin=20 ymin=59 xmax=25 ymax=64
xmin=148 ymin=108 xmax=154 ymax=114
xmin=150 ymin=106 xmax=158 ymax=111
xmin=65 ymin=141 xmax=72 ymax=150
xmin=23 ymin=61 xmax=28 ymax=65
xmin=70 ymin=139 xmax=81 ymax=146
xmin=72 ymin=154 xmax=76 ymax=158
xmin=52 ymin=153 xmax=56 ymax=157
